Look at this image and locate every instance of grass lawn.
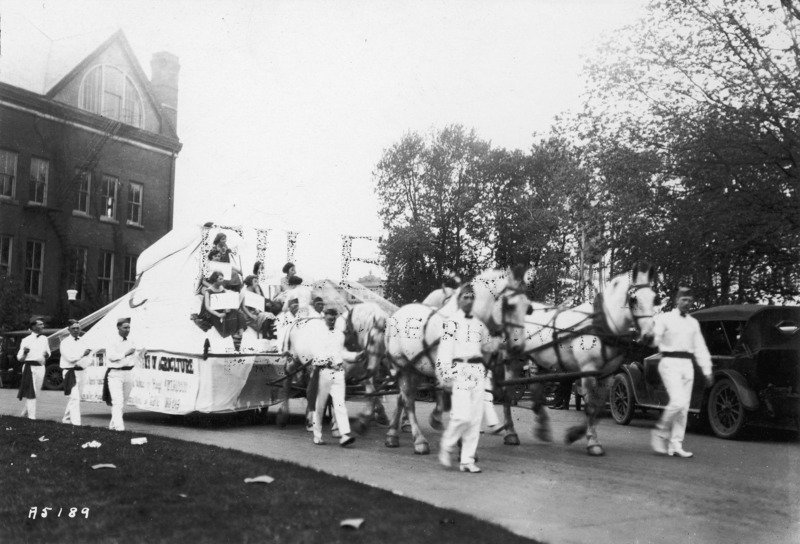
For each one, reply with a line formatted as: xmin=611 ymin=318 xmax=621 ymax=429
xmin=1 ymin=415 xmax=540 ymax=544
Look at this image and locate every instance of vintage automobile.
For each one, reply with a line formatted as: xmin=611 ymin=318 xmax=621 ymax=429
xmin=0 ymin=329 xmax=64 ymax=391
xmin=609 ymin=305 xmax=800 ymax=439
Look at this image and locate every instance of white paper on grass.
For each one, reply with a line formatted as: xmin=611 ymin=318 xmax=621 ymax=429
xmin=92 ymin=464 xmax=117 ymax=470
xmin=38 ymin=435 xmax=48 ymax=442
xmin=81 ymin=441 xmax=102 ymax=449
xmin=243 ymin=290 xmax=265 ymax=310
xmin=243 ymin=475 xmax=275 ymax=484
xmin=131 ymin=437 xmax=148 ymax=445
xmin=207 ymin=260 xmax=232 ymax=280
xmin=340 ymin=518 xmax=365 ymax=530
xmin=209 ymin=291 xmax=240 ymax=311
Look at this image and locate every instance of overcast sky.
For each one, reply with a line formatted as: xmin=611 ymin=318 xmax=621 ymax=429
xmin=2 ymin=0 xmax=647 ymax=280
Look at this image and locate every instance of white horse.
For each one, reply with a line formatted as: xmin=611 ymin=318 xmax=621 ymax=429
xmin=500 ymin=263 xmax=657 ymax=456
xmin=276 ymin=303 xmax=389 ymax=432
xmin=383 ymin=268 xmax=530 ymax=455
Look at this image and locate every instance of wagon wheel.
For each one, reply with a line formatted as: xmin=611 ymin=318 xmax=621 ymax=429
xmin=609 ymin=373 xmax=635 ymax=425
xmin=707 ymin=378 xmax=747 ymax=439
xmin=43 ymin=364 xmax=64 ymax=391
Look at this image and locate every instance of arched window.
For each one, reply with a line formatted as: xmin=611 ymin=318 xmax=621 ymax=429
xmin=80 ymin=65 xmax=144 ymax=128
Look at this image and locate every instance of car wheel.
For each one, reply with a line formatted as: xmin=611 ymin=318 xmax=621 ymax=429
xmin=43 ymin=364 xmax=64 ymax=391
xmin=609 ymin=373 xmax=635 ymax=425
xmin=707 ymin=378 xmax=746 ymax=439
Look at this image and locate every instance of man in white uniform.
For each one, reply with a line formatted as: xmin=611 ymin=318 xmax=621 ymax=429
xmin=17 ymin=318 xmax=50 ymax=420
xmin=438 ymin=284 xmax=492 ymax=473
xmin=60 ymin=320 xmax=92 ymax=425
xmin=310 ymin=309 xmax=362 ymax=447
xmin=104 ymin=317 xmax=139 ymax=431
xmin=651 ymin=286 xmax=714 ymax=458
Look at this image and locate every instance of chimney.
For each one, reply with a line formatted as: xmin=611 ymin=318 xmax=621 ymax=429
xmin=150 ymin=51 xmax=180 ymax=133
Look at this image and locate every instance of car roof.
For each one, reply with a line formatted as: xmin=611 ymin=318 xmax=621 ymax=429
xmin=692 ymin=304 xmax=795 ymax=322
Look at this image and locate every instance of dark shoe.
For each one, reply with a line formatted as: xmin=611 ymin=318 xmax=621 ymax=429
xmin=339 ymin=435 xmax=355 ymax=447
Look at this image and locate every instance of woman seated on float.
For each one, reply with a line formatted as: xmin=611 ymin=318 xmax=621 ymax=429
xmin=199 ymin=271 xmax=241 ymax=341
xmin=207 ymin=233 xmax=243 ymax=292
xmin=239 ymin=275 xmax=278 ymax=352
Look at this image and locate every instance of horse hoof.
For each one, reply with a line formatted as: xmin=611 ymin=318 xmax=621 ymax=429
xmin=276 ymin=412 xmax=288 ymax=428
xmin=413 ymin=443 xmax=430 ymax=455
xmin=565 ymin=426 xmax=587 ymax=445
xmin=587 ymin=445 xmax=605 ymax=456
xmin=385 ymin=436 xmax=400 ymax=448
xmin=503 ymin=433 xmax=520 ymax=446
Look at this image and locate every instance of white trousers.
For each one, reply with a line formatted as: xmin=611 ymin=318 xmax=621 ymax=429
xmin=655 ymin=357 xmax=695 ymax=448
xmin=107 ymin=369 xmax=134 ymax=431
xmin=62 ymin=370 xmax=82 ymax=426
xmin=313 ymin=368 xmax=350 ymax=441
xmin=441 ymin=363 xmax=485 ymax=464
xmin=21 ymin=365 xmax=45 ymax=420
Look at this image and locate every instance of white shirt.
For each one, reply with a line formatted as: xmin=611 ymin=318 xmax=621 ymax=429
xmin=60 ymin=335 xmax=88 ymax=369
xmin=310 ymin=326 xmax=360 ymax=368
xmin=17 ymin=332 xmax=51 ymax=363
xmin=653 ymin=309 xmax=712 ymax=376
xmin=106 ymin=335 xmax=139 ymax=369
xmin=281 ymin=285 xmax=313 ymax=312
xmin=437 ymin=309 xmax=490 ymax=368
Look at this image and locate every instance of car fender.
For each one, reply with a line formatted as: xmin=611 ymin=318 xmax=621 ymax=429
xmin=714 ymin=369 xmax=759 ymax=411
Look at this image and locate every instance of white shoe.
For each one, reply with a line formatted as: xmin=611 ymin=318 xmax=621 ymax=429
xmin=331 ymin=429 xmax=342 ymax=439
xmin=650 ymin=430 xmax=668 ymax=454
xmin=438 ymin=448 xmax=452 ymax=468
xmin=459 ymin=463 xmax=482 ymax=473
xmin=313 ymin=437 xmax=325 ymax=445
xmin=668 ymin=447 xmax=693 ymax=458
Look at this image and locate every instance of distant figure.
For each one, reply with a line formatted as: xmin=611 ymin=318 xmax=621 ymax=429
xmin=60 ymin=320 xmax=92 ymax=425
xmin=279 ymin=262 xmax=297 ymax=295
xmin=279 ymin=276 xmax=313 ymax=316
xmin=309 ymin=296 xmax=325 ymax=318
xmin=17 ymin=318 xmax=50 ymax=420
xmin=422 ymin=273 xmax=461 ymax=309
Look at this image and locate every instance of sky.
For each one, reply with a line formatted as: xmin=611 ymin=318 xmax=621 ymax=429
xmin=1 ymin=0 xmax=647 ymax=280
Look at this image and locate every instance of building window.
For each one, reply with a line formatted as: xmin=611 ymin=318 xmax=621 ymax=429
xmin=79 ymin=65 xmax=144 ymax=128
xmin=0 ymin=149 xmax=17 ymax=199
xmin=24 ymin=240 xmax=44 ymax=296
xmin=127 ymin=182 xmax=143 ymax=225
xmin=123 ymin=254 xmax=137 ymax=293
xmin=68 ymin=247 xmax=88 ymax=300
xmin=97 ymin=251 xmax=114 ymax=302
xmin=76 ymin=170 xmax=91 ymax=214
xmin=29 ymin=157 xmax=49 ymax=205
xmin=99 ymin=175 xmax=118 ymax=219
xmin=0 ymin=236 xmax=11 ymax=275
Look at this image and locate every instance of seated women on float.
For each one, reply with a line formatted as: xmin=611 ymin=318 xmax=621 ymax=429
xmin=240 ymin=275 xmax=277 ymax=350
xmin=200 ymin=271 xmax=240 ymax=338
xmin=207 ymin=233 xmax=243 ymax=292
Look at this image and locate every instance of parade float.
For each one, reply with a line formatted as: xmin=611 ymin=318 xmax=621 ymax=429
xmin=50 ymin=220 xmax=392 ymax=415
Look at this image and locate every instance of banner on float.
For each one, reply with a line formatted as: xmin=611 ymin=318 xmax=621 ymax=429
xmin=128 ymin=352 xmax=200 ymax=414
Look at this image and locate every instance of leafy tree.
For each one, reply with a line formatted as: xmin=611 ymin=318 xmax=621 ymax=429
xmin=0 ymin=275 xmax=31 ymax=331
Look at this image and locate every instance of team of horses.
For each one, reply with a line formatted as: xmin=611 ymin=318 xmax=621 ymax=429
xmin=277 ymin=263 xmax=658 ymax=457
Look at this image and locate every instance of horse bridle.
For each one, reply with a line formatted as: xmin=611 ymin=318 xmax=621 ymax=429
xmin=625 ymin=282 xmax=655 ymax=333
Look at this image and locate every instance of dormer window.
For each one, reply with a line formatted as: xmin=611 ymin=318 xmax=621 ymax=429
xmin=80 ymin=65 xmax=144 ymax=128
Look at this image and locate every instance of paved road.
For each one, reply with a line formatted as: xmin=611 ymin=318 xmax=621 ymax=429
xmin=2 ymin=388 xmax=798 ymax=544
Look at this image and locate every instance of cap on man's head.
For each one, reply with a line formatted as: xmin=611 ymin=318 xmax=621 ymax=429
xmin=68 ymin=319 xmax=80 ymax=327
xmin=313 ymin=296 xmax=323 ymax=303
xmin=323 ymin=308 xmax=338 ymax=316
xmin=675 ymin=286 xmax=693 ymax=299
xmin=117 ymin=317 xmax=131 ymax=326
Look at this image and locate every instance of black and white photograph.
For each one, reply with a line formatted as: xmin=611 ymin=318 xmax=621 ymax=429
xmin=0 ymin=1 xmax=798 ymax=542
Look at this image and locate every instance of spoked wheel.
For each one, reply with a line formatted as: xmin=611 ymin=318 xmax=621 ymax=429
xmin=609 ymin=373 xmax=635 ymax=425
xmin=707 ymin=378 xmax=746 ymax=439
xmin=43 ymin=364 xmax=64 ymax=390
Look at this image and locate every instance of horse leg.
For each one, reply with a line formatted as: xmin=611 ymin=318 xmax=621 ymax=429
xmin=528 ymin=382 xmax=553 ymax=442
xmin=398 ymin=373 xmax=430 ymax=455
xmin=565 ymin=375 xmax=593 ymax=448
xmin=429 ymin=389 xmax=444 ymax=431
xmin=356 ymin=375 xmax=377 ymax=435
xmin=582 ymin=376 xmax=610 ymax=456
xmin=497 ymin=368 xmax=520 ymax=445
xmin=276 ymin=356 xmax=296 ymax=428
xmin=385 ymin=381 xmax=405 ymax=448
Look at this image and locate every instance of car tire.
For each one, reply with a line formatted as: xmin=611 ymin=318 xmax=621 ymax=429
xmin=609 ymin=373 xmax=635 ymax=425
xmin=707 ymin=378 xmax=746 ymax=439
xmin=43 ymin=364 xmax=64 ymax=391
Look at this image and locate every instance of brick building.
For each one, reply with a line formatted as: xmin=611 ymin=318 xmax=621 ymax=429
xmin=0 ymin=29 xmax=182 ymax=324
